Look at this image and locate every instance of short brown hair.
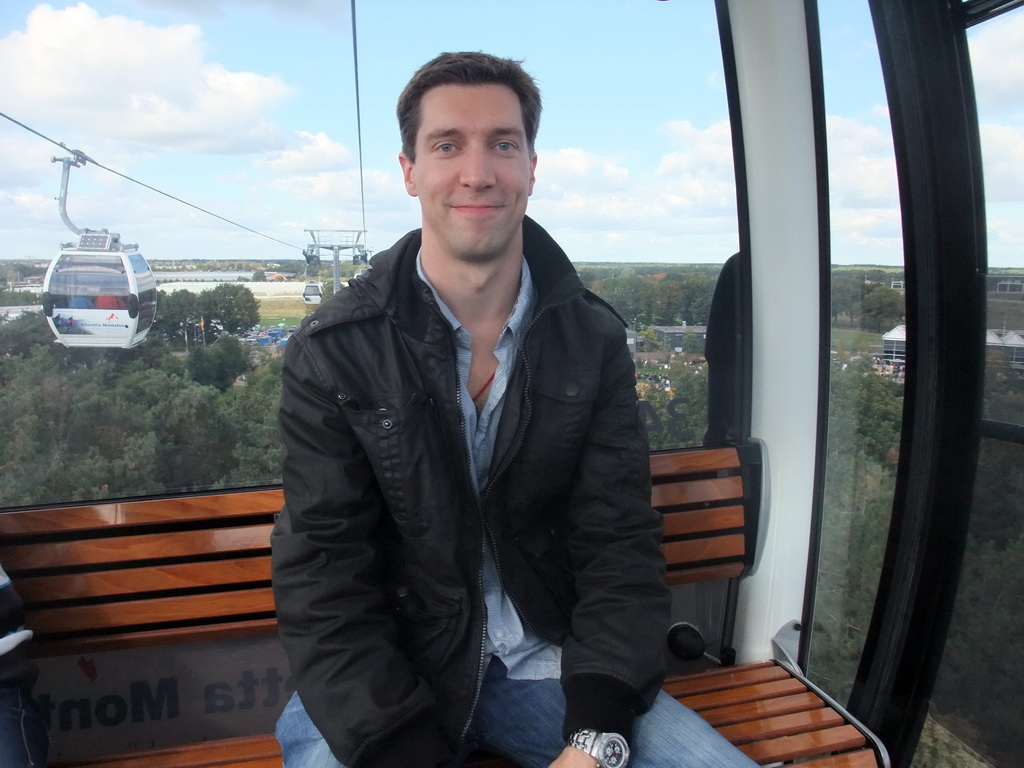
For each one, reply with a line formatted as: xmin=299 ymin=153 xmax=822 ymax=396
xmin=397 ymin=51 xmax=542 ymax=160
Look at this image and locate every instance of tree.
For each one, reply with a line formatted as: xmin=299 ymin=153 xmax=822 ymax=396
xmin=151 ymin=288 xmax=202 ymax=344
xmin=637 ymin=360 xmax=708 ymax=450
xmin=218 ymin=354 xmax=284 ymax=486
xmin=0 ymin=312 xmax=54 ymax=356
xmin=187 ymin=335 xmax=251 ymax=391
xmin=859 ymin=282 xmax=904 ymax=332
xmin=650 ymin=279 xmax=686 ymax=325
xmin=832 ymin=274 xmax=862 ymax=326
xmin=596 ymin=275 xmax=653 ymax=326
xmin=201 ymin=283 xmax=260 ymax=336
xmin=682 ymin=329 xmax=703 ymax=355
xmin=637 ymin=328 xmax=664 ymax=352
xmin=0 ymin=288 xmax=39 ymax=306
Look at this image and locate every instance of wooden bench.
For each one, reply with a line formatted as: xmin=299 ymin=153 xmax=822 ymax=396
xmin=0 ymin=444 xmax=886 ymax=768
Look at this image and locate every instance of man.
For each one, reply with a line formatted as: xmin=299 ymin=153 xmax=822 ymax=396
xmin=272 ymin=52 xmax=756 ymax=768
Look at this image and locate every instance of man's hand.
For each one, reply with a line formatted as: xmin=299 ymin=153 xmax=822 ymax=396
xmin=548 ymin=745 xmax=598 ymax=768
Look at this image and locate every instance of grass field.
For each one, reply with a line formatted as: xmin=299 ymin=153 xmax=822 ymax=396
xmin=988 ymin=297 xmax=1024 ymax=331
xmin=258 ymin=297 xmax=316 ymax=329
xmin=830 ymin=326 xmax=883 ymax=357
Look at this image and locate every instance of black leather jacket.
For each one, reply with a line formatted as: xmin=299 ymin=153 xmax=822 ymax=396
xmin=271 ymin=217 xmax=669 ymax=768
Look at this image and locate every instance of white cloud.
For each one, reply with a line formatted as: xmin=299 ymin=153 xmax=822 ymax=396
xmin=968 ymin=12 xmax=1024 ymax=118
xmin=987 ymin=210 xmax=1024 ymax=268
xmin=657 ymin=120 xmax=734 ymax=176
xmin=980 ymin=122 xmax=1024 ymax=203
xmin=654 ymin=120 xmax=735 ymax=213
xmin=126 ymin=0 xmax=345 ymax=24
xmin=525 ymin=123 xmax=741 ymax=262
xmin=0 ymin=3 xmax=293 ymax=154
xmin=257 ymin=132 xmax=352 ymax=174
xmin=535 ymin=148 xmax=630 ymax=195
xmin=826 ymin=115 xmax=899 ymax=209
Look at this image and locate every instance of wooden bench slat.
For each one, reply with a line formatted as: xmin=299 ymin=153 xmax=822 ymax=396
xmin=34 ymin=617 xmax=280 ymax=657
xmin=737 ymin=724 xmax=867 ymax=764
xmin=50 ymin=733 xmax=281 ymax=768
xmin=0 ymin=491 xmax=283 ymax=536
xmin=661 ymin=534 xmax=746 ymax=566
xmin=651 ymin=476 xmax=744 ymax=508
xmin=678 ymin=678 xmax=810 ymax=711
xmin=698 ymin=691 xmax=827 ymax=727
xmin=791 ymin=749 xmax=881 ymax=768
xmin=1 ymin=525 xmax=273 ymax=573
xmin=661 ymin=506 xmax=744 ymax=536
xmin=649 ymin=447 xmax=740 ymax=475
xmin=28 ymin=587 xmax=276 ymax=635
xmin=665 ymin=661 xmax=783 ymax=693
xmin=14 ymin=557 xmax=272 ymax=603
xmin=665 ymin=562 xmax=744 ymax=584
xmin=717 ymin=707 xmax=846 ymax=744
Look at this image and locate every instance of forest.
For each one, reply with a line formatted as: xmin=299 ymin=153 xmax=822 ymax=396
xmin=0 ymin=264 xmax=1020 ymax=765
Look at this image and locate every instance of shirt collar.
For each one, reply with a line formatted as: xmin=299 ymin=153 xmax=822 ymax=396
xmin=416 ymin=251 xmax=535 ymax=346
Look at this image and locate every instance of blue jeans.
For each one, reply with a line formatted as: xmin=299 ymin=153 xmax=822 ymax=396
xmin=0 ymin=686 xmax=48 ymax=768
xmin=277 ymin=659 xmax=757 ymax=768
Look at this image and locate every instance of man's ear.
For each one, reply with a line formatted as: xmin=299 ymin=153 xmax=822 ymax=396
xmin=399 ymin=152 xmax=418 ymax=197
xmin=529 ymin=152 xmax=537 ymax=195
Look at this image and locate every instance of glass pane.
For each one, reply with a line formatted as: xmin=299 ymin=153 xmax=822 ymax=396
xmin=985 ymin=277 xmax=1024 ymax=407
xmin=806 ymin=1 xmax=906 ymax=703
xmin=590 ymin=266 xmax=721 ymax=451
xmin=916 ymin=439 xmax=1024 ymax=768
xmin=914 ymin=10 xmax=1024 ymax=767
xmin=0 ymin=2 xmax=733 ymax=510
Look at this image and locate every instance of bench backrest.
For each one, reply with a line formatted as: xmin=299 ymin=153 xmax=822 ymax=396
xmin=0 ymin=443 xmax=761 ymax=656
xmin=0 ymin=491 xmax=280 ymax=656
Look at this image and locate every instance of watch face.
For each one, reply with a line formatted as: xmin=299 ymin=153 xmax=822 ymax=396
xmin=600 ymin=735 xmax=628 ymax=768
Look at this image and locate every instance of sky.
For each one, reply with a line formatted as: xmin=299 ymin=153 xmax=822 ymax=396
xmin=0 ymin=1 xmax=1021 ymax=267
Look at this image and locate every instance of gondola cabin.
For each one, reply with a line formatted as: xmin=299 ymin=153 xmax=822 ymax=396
xmin=1 ymin=2 xmax=1021 ymax=767
xmin=41 ymin=231 xmax=157 ymax=349
xmin=302 ymin=280 xmax=323 ymax=304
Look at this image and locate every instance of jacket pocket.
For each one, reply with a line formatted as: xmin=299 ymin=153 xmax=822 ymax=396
xmin=393 ymin=583 xmax=467 ymax=673
xmin=344 ymin=393 xmax=454 ymax=537
xmin=518 ymin=366 xmax=601 ymax=486
xmin=512 ymin=528 xmax=577 ymax=629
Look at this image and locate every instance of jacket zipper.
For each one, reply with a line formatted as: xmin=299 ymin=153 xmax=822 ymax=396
xmin=477 ymin=295 xmax=575 ymax=645
xmin=422 ymin=293 xmax=489 ymax=745
xmin=435 ymin=289 xmax=577 ymax=742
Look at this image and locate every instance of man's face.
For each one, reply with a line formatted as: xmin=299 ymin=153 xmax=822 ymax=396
xmin=399 ymin=84 xmax=537 ymax=266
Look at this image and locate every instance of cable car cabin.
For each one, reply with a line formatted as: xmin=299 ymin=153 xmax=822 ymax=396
xmin=41 ymin=232 xmax=157 ymax=349
xmin=1 ymin=1 xmax=1021 ymax=768
xmin=302 ymin=280 xmax=323 ymax=305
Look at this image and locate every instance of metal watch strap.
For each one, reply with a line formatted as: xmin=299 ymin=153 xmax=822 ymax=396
xmin=568 ymin=728 xmax=599 ymax=756
xmin=568 ymin=728 xmax=630 ymax=768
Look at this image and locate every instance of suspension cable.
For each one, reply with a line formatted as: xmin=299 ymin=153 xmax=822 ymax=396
xmin=350 ymin=0 xmax=367 ymax=236
xmin=0 ymin=109 xmax=301 ymax=252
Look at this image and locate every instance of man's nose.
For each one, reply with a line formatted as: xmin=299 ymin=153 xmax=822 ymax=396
xmin=459 ymin=145 xmax=495 ymax=188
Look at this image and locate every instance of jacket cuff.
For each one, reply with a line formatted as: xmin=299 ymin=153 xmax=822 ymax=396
xmin=561 ymin=673 xmax=642 ymax=744
xmin=353 ymin=716 xmax=451 ymax=768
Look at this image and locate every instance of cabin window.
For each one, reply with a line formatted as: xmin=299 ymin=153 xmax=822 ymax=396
xmin=0 ymin=3 xmax=734 ymax=512
xmin=924 ymin=9 xmax=1024 ymax=767
xmin=806 ymin=0 xmax=905 ymax=708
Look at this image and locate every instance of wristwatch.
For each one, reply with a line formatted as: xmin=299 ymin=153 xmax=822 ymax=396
xmin=568 ymin=728 xmax=630 ymax=768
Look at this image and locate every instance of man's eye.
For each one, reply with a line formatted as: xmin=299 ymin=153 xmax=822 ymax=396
xmin=496 ymin=141 xmax=514 ymax=151
xmin=438 ymin=143 xmax=456 ymax=152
